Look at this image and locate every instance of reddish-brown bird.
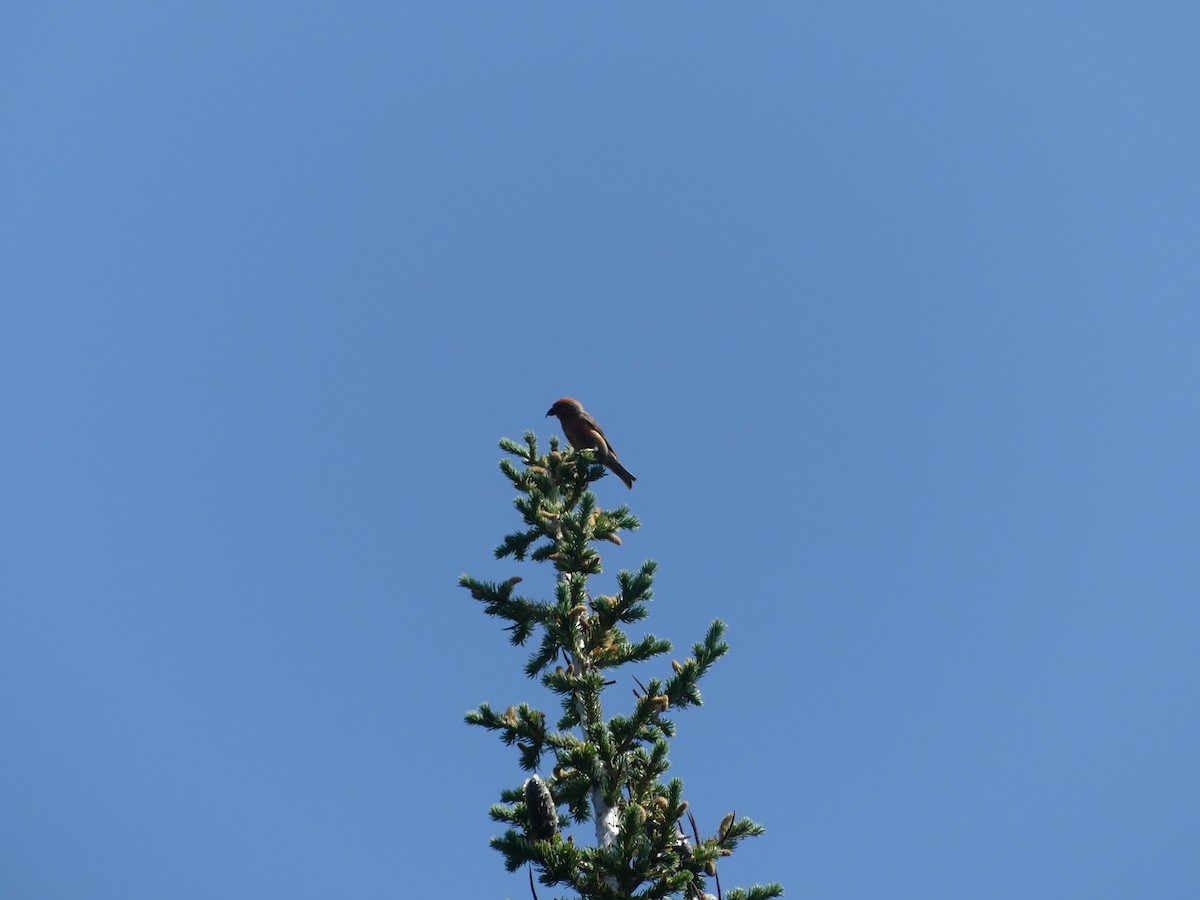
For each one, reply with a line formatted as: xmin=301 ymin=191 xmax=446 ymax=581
xmin=546 ymin=398 xmax=637 ymax=489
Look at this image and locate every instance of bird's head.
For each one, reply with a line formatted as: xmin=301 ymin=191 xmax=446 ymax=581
xmin=546 ymin=398 xmax=582 ymax=418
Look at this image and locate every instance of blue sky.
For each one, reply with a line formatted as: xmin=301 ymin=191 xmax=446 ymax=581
xmin=2 ymin=3 xmax=1197 ymax=898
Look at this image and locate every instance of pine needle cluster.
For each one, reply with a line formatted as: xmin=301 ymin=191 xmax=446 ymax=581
xmin=460 ymin=431 xmax=782 ymax=900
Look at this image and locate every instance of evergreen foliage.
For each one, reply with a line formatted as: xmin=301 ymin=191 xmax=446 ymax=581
xmin=461 ymin=431 xmax=783 ymax=900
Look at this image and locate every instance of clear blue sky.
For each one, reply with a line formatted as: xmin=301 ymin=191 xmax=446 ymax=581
xmin=2 ymin=3 xmax=1197 ymax=898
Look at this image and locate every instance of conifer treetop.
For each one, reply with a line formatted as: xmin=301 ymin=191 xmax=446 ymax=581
xmin=461 ymin=431 xmax=782 ymax=900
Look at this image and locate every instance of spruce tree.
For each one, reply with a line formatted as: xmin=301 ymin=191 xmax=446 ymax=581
xmin=461 ymin=431 xmax=783 ymax=900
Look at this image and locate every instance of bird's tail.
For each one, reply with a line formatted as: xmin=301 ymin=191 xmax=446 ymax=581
xmin=607 ymin=458 xmax=636 ymax=490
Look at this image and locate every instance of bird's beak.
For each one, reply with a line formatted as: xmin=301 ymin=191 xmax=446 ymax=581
xmin=545 ymin=407 xmax=555 ymax=417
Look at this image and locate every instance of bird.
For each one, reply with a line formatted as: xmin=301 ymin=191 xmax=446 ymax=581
xmin=546 ymin=398 xmax=637 ymax=489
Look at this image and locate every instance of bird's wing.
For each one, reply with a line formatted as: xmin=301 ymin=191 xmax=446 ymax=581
xmin=579 ymin=409 xmax=617 ymax=455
